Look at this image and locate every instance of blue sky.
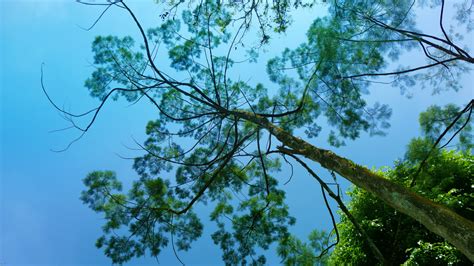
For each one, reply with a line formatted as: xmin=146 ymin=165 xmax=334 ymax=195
xmin=1 ymin=1 xmax=472 ymax=265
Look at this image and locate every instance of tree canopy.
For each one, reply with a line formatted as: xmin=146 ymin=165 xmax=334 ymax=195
xmin=42 ymin=0 xmax=473 ymax=264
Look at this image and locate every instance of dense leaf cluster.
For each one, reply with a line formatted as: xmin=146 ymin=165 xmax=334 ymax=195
xmin=329 ymin=105 xmax=473 ymax=265
xmin=330 ymin=149 xmax=472 ymax=265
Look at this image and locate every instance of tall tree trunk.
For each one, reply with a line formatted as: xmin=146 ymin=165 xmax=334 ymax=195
xmin=233 ymin=110 xmax=474 ymax=261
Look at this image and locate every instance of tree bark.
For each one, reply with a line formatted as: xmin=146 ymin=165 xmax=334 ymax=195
xmin=233 ymin=110 xmax=474 ymax=261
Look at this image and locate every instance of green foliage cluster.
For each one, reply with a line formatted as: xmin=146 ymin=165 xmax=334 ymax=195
xmin=417 ymin=104 xmax=473 ymax=151
xmin=267 ymin=13 xmax=394 ymax=146
xmin=277 ymin=229 xmax=330 ymax=265
xmin=329 ymin=105 xmax=473 ymax=265
xmin=81 ymin=171 xmax=203 ymax=264
xmin=330 ymin=149 xmax=472 ymax=265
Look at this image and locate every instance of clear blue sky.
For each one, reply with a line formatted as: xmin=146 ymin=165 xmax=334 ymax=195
xmin=1 ymin=1 xmax=472 ymax=265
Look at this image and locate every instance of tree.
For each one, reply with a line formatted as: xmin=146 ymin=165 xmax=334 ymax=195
xmin=329 ymin=105 xmax=473 ymax=264
xmin=42 ymin=0 xmax=474 ymax=263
